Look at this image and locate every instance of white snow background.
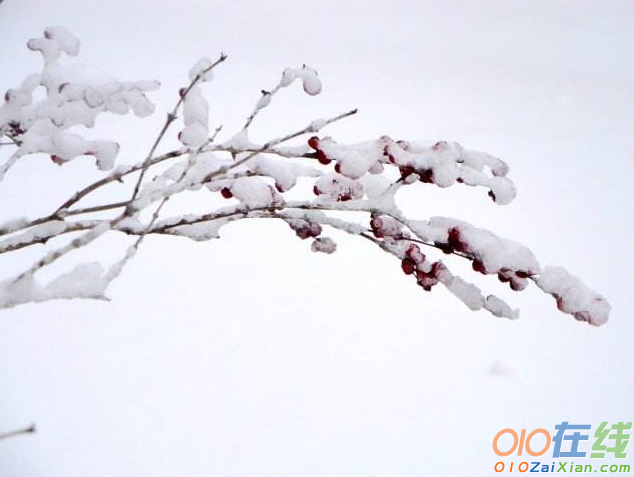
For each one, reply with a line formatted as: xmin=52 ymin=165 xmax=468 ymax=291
xmin=0 ymin=0 xmax=632 ymax=476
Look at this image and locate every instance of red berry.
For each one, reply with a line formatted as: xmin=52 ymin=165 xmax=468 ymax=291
xmin=316 ymin=150 xmax=331 ymax=165
xmin=220 ymin=187 xmax=233 ymax=199
xmin=416 ymin=270 xmax=438 ymax=291
xmin=447 ymin=227 xmax=467 ymax=252
xmin=472 ymin=260 xmax=487 ymax=274
xmin=419 ymin=169 xmax=434 ymax=183
xmin=50 ymin=155 xmax=67 ymax=166
xmin=405 ymin=244 xmax=425 ymax=264
xmin=334 ymin=162 xmax=341 ymax=174
xmin=339 ymin=193 xmax=352 ymax=202
xmin=399 ymin=165 xmax=415 ymax=179
xmin=401 ymin=258 xmax=416 ymax=275
xmin=430 ymin=261 xmax=446 ymax=278
xmin=515 ymin=270 xmax=533 ymax=279
xmin=456 ymin=177 xmax=464 ymax=183
xmin=295 ymin=228 xmax=310 ymax=239
xmin=294 ymin=222 xmax=321 ymax=240
xmin=307 ymin=136 xmax=320 ymax=150
xmin=313 ymin=185 xmax=321 ymax=195
xmin=370 ymin=217 xmax=385 ymax=238
xmin=510 ymin=278 xmax=527 ymax=291
xmin=405 ymin=243 xmax=419 ymax=256
xmin=308 ymin=223 xmax=322 ymax=237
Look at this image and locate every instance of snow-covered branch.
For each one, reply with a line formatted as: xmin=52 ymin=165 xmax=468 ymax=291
xmin=0 ymin=27 xmax=611 ymax=326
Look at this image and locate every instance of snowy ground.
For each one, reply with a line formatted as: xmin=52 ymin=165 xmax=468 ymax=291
xmin=0 ymin=1 xmax=632 ymax=476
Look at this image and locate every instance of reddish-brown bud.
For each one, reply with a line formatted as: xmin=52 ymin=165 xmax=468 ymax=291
xmin=472 ymin=260 xmax=487 ymax=274
xmin=307 ymin=136 xmax=320 ymax=150
xmin=399 ymin=165 xmax=415 ymax=179
xmin=401 ymin=258 xmax=416 ymax=275
xmin=419 ymin=169 xmax=434 ymax=184
xmin=316 ymin=149 xmax=331 ymax=165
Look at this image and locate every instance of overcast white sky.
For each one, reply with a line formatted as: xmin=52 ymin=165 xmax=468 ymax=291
xmin=0 ymin=1 xmax=632 ymax=476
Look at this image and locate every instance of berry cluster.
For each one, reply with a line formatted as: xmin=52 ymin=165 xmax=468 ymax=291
xmin=0 ymin=27 xmax=611 ymax=326
xmin=308 ymin=136 xmax=384 ymax=179
xmin=383 ymin=141 xmax=445 ymax=184
xmin=445 ymin=226 xmax=533 ymax=290
xmin=313 ymin=174 xmax=363 ymax=202
xmin=307 ymin=136 xmax=332 ymax=165
xmin=496 ymin=267 xmax=529 ymax=291
xmin=288 ymin=219 xmax=322 ymax=240
xmin=400 ymin=243 xmax=447 ymax=292
xmin=370 ymin=215 xmax=404 ymax=239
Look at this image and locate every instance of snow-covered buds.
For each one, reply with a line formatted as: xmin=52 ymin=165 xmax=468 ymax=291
xmin=280 ymin=65 xmax=322 ymax=95
xmin=288 ymin=218 xmax=322 ymax=240
xmin=0 ymin=27 xmax=610 ymax=327
xmin=0 ymin=27 xmax=160 ymax=176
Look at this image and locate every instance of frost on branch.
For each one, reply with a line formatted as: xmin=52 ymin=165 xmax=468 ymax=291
xmin=0 ymin=27 xmax=611 ymax=328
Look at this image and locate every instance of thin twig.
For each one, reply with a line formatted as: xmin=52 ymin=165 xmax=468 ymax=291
xmin=55 ymin=149 xmax=187 ymax=215
xmin=9 ymin=106 xmax=354 ymax=282
xmin=0 ymin=149 xmax=188 ymax=239
xmin=0 ymin=423 xmax=35 ymax=441
xmin=104 ymin=125 xmax=225 ymax=284
xmin=200 ymin=109 xmax=358 ymax=185
xmin=128 ymin=53 xmax=227 ymax=204
xmin=7 ymin=55 xmax=229 ymax=279
xmin=243 ymin=80 xmax=285 ymax=130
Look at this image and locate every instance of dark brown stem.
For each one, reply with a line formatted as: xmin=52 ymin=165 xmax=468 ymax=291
xmin=0 ymin=423 xmax=35 ymax=441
